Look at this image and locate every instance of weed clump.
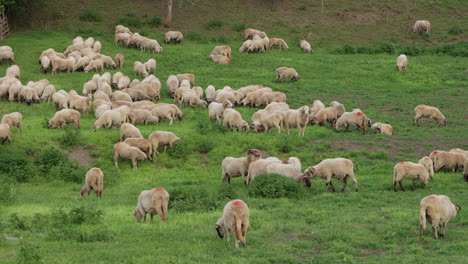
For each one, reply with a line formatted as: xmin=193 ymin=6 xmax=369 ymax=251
xmin=79 ymin=7 xmax=102 ymax=22
xmin=205 ymin=18 xmax=224 ymax=30
xmin=248 ymin=174 xmax=307 ymax=199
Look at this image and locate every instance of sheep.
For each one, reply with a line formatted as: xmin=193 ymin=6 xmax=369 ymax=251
xmin=413 ymin=20 xmax=431 ymax=34
xmin=0 ymin=50 xmax=15 ymax=65
xmin=246 ymin=157 xmax=282 ymax=184
xmin=144 ymin=58 xmax=156 ymax=73
xmin=52 ymin=92 xmax=68 ymax=110
xmin=209 ymin=100 xmax=233 ymax=123
xmin=176 ymin=73 xmax=195 ymax=85
xmin=122 ymin=88 xmax=151 ymax=101
xmin=304 ymin=158 xmax=358 ymax=192
xmin=127 ymin=109 xmax=159 ymax=125
xmin=464 ymin=159 xmax=468 ymax=182
xmin=419 ymin=195 xmax=460 ymax=239
xmin=300 ymin=40 xmax=313 ymax=53
xmin=124 ymin=138 xmax=152 ymax=160
xmin=247 ymin=39 xmax=265 ymax=53
xmin=40 ymin=56 xmax=51 ymax=73
xmin=134 ymin=61 xmax=148 ymax=77
xmin=115 ymin=25 xmax=132 ymax=34
xmin=84 ymin=37 xmax=95 ymax=48
xmin=112 ymin=91 xmax=133 ymax=102
xmin=18 ymin=86 xmax=40 ymax=105
xmin=69 ymin=94 xmax=91 ymax=114
xmin=191 ymin=86 xmax=203 ymax=99
xmin=311 ymin=107 xmax=338 ymax=127
xmin=95 ymin=104 xmax=111 ymax=118
xmin=48 ymin=109 xmax=80 ymax=128
xmin=210 ymin=46 xmax=231 ymax=58
xmin=115 ymin=32 xmax=132 ymax=46
xmin=215 ymin=90 xmax=241 ymax=105
xmin=223 ymin=108 xmax=249 ymax=132
xmin=181 ymin=90 xmax=208 ymax=107
xmin=93 ymin=109 xmax=124 ymax=131
xmin=93 ymin=90 xmax=111 ymax=102
xmin=276 ymin=67 xmax=299 ymax=82
xmin=334 ymin=111 xmax=371 ymax=134
xmin=239 ymin=40 xmax=252 ymax=53
xmin=210 ymin=55 xmax=230 ymax=64
xmin=418 ymin=156 xmax=435 ymax=181
xmin=243 ymin=28 xmax=266 ymax=39
xmin=282 ymin=157 xmax=302 ymax=172
xmin=215 ymin=200 xmax=249 ymax=248
xmin=430 ymin=151 xmax=465 ymax=172
xmin=166 ymin=75 xmax=179 ymax=97
xmin=329 ymin=101 xmax=345 ymax=117
xmin=51 ymin=57 xmax=74 ymax=74
xmin=133 ymin=188 xmax=169 ymax=223
xmin=98 ymin=81 xmax=113 ymax=96
xmin=7 ymin=83 xmax=20 ymax=102
xmin=266 ymin=163 xmax=312 ymax=187
xmin=84 ymin=59 xmax=104 ymax=72
xmin=450 ymin=148 xmax=468 ymax=158
xmin=98 ymin=55 xmax=117 ymax=69
xmin=72 ymin=36 xmax=84 ymax=45
xmin=113 ymin=142 xmax=147 ymax=169
xmin=283 ymin=106 xmax=310 ymax=136
xmin=0 ymin=123 xmax=11 ymax=144
xmin=264 ymin=102 xmax=289 ymax=114
xmin=371 ymin=122 xmax=393 ymax=136
xmin=148 ymin=131 xmax=180 ymax=158
xmin=269 ymin=38 xmax=289 ymax=50
xmin=414 ymin=105 xmax=447 ymax=126
xmin=6 ymin=65 xmax=20 ymax=78
xmin=396 ymin=54 xmax=408 ymax=71
xmin=93 ymin=40 xmax=102 ymax=53
xmin=120 ymin=123 xmax=143 ymax=141
xmin=117 ymin=75 xmax=131 ymax=90
xmin=1 ymin=112 xmax=22 ymax=133
xmin=165 ymin=31 xmax=183 ymax=44
xmin=151 ymin=104 xmax=184 ymax=125
xmin=28 ymin=79 xmax=49 ymax=98
xmin=393 ymin=161 xmax=430 ymax=191
xmin=80 ymin=168 xmax=104 ymax=198
xmin=221 ymin=149 xmax=262 ymax=184
xmin=114 ymin=53 xmax=124 ymax=69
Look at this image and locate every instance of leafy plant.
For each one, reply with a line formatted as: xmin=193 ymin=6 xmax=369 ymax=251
xmin=79 ymin=7 xmax=102 ymax=22
xmin=248 ymin=174 xmax=307 ymax=199
xmin=205 ymin=18 xmax=224 ymax=30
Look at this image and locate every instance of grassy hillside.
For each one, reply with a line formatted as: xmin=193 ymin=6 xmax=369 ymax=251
xmin=7 ymin=0 xmax=468 ymax=46
xmin=0 ymin=29 xmax=467 ymax=263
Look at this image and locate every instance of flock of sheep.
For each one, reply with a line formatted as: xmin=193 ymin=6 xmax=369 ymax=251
xmin=0 ymin=19 xmax=465 ymax=247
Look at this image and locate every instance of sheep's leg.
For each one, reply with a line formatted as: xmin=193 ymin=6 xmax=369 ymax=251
xmin=114 ymin=154 xmax=119 ymax=168
xmin=143 ymin=214 xmax=147 ymax=223
xmin=164 ymin=146 xmax=167 ymax=153
xmin=132 ymin=159 xmax=137 ymax=169
xmin=276 ymin=123 xmax=281 ymax=134
xmin=241 ymin=223 xmax=247 ymax=247
xmin=412 ymin=179 xmax=416 ymax=191
xmin=432 ymin=219 xmax=439 ymax=239
xmin=414 ymin=114 xmax=422 ymax=126
xmin=150 ymin=214 xmax=154 ymax=224
xmin=399 ymin=180 xmax=405 ymax=191
xmin=393 ymin=181 xmax=398 ymax=192
xmin=341 ymin=176 xmax=348 ymax=192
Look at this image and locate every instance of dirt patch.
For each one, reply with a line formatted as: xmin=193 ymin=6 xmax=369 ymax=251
xmin=64 ymin=146 xmax=95 ymax=166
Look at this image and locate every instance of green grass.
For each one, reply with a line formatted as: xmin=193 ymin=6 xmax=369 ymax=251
xmin=0 ymin=30 xmax=467 ymax=263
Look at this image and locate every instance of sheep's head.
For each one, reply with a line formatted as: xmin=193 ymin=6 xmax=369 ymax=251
xmin=310 ymin=117 xmax=318 ymax=125
xmin=303 ymin=167 xmax=316 ymax=178
xmin=92 ymin=122 xmax=98 ymax=132
xmin=366 ymin=118 xmax=372 ymax=127
xmin=454 ymin=204 xmax=461 ymax=211
xmin=80 ymin=187 xmax=90 ymax=196
xmin=133 ymin=210 xmax=143 ymax=222
xmin=47 ymin=120 xmax=55 ymax=128
xmin=241 ymin=121 xmax=249 ymax=132
xmin=247 ymin=149 xmax=261 ymax=161
xmin=215 ymin=220 xmax=225 ymax=239
xmin=298 ymin=176 xmax=311 ymax=188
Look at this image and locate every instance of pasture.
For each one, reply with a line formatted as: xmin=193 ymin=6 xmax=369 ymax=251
xmin=0 ymin=30 xmax=467 ymax=263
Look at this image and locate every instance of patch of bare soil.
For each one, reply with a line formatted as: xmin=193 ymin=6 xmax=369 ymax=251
xmin=64 ymin=146 xmax=95 ymax=166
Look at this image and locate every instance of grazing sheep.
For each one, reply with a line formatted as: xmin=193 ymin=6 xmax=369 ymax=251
xmin=115 ymin=25 xmax=132 ymax=34
xmin=115 ymin=53 xmax=124 ymax=69
xmin=239 ymin=40 xmax=252 ymax=53
xmin=283 ymin=106 xmax=311 ymax=136
xmin=0 ymin=123 xmax=11 ymax=144
xmin=69 ymin=94 xmax=91 ymax=114
xmin=52 ymin=92 xmax=69 ymax=110
xmin=214 ymin=90 xmax=241 ymax=105
xmin=246 ymin=157 xmax=282 ymax=184
xmin=393 ymin=161 xmax=430 ymax=191
xmin=1 ymin=112 xmax=22 ymax=133
xmin=413 ymin=20 xmax=431 ymax=34
xmin=418 ymin=156 xmax=435 ymax=181
xmin=335 ymin=111 xmax=369 ymax=134
xmin=210 ymin=46 xmax=231 ymax=58
xmin=414 ymin=105 xmax=447 ymax=126
xmin=115 ymin=32 xmax=132 ymax=46
xmin=6 ymin=65 xmax=20 ymax=78
xmin=181 ymin=90 xmax=208 ymax=107
xmin=276 ymin=67 xmax=299 ymax=82
xmin=311 ymin=107 xmax=338 ymax=127
xmin=247 ymin=39 xmax=265 ymax=53
xmin=117 ymin=75 xmax=131 ymax=90
xmin=151 ymin=105 xmax=184 ymax=124
xmin=209 ymin=100 xmax=233 ymax=123
xmin=93 ymin=109 xmax=124 ymax=131
xmin=449 ymin=148 xmax=468 ymax=158
xmin=300 ymin=40 xmax=313 ymax=53
xmin=430 ymin=151 xmax=465 ymax=172
xmin=282 ymin=157 xmax=301 ymax=172
xmin=264 ymin=102 xmax=289 ymax=113
xmin=253 ymin=111 xmax=283 ymax=133
xmin=113 ymin=142 xmax=147 ymax=169
xmin=120 ymin=123 xmax=143 ymax=141
xmin=262 ymin=92 xmax=287 ymax=105
xmin=84 ymin=59 xmax=104 ymax=72
xmin=266 ymin=163 xmax=312 ymax=187
xmin=95 ymin=104 xmax=111 ymax=118
xmin=18 ymin=86 xmax=40 ymax=105
xmin=243 ymin=28 xmax=266 ymax=39
xmin=167 ymin=75 xmax=179 ymax=97
xmin=80 ymin=168 xmax=104 ymax=198
xmin=464 ymin=159 xmax=468 ymax=182
xmin=133 ymin=61 xmax=148 ymax=77
xmin=215 ymin=200 xmax=249 ymax=248
xmin=112 ymin=91 xmax=133 ymax=102
xmin=176 ymin=73 xmax=195 ymax=85
xmin=205 ymin=85 xmax=216 ymax=102
xmin=0 ymin=49 xmax=15 ymax=65
xmin=134 ymin=188 xmax=169 ymax=223
xmin=93 ymin=90 xmax=111 ymax=102
xmin=122 ymin=88 xmax=151 ymax=101
xmin=165 ymin=31 xmax=183 ymax=44
xmin=148 ymin=131 xmax=180 ymax=158
xmin=305 ymin=158 xmax=358 ymax=192
xmin=48 ymin=109 xmax=80 ymax=128
xmin=371 ymin=122 xmax=393 ymax=136
xmin=329 ymin=101 xmax=345 ymax=117
xmin=40 ymin=56 xmax=51 ymax=73
xmin=51 ymin=58 xmax=74 ymax=74
xmin=124 ymin=138 xmax=152 ymax=160
xmin=221 ymin=149 xmax=262 ymax=184
xmin=144 ymin=58 xmax=156 ymax=73
xmin=93 ymin=40 xmax=102 ymax=53
xmin=128 ymin=109 xmax=159 ymax=125
xmin=269 ymin=38 xmax=289 ymax=50
xmin=419 ymin=195 xmax=460 ymax=239
xmin=210 ymin=55 xmax=230 ymax=64
xmin=223 ymin=108 xmax=249 ymax=132
xmin=41 ymin=84 xmax=56 ymax=102
xmin=396 ymin=54 xmax=408 ymax=71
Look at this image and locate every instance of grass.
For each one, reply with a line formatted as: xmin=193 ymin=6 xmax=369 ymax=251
xmin=0 ymin=30 xmax=467 ymax=263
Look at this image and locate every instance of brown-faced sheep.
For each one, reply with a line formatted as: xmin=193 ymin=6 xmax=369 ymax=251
xmin=414 ymin=105 xmax=447 ymax=126
xmin=371 ymin=122 xmax=393 ymax=136
xmin=419 ymin=195 xmax=460 ymax=239
xmin=305 ymin=158 xmax=358 ymax=192
xmin=148 ymin=131 xmax=180 ymax=158
xmin=215 ymin=200 xmax=249 ymax=248
xmin=113 ymin=142 xmax=147 ymax=169
xmin=1 ymin=112 xmax=22 ymax=133
xmin=276 ymin=67 xmax=299 ymax=82
xmin=221 ymin=149 xmax=262 ymax=184
xmin=300 ymin=40 xmax=313 ymax=53
xmin=413 ymin=20 xmax=431 ymax=34
xmin=430 ymin=151 xmax=465 ymax=172
xmin=393 ymin=161 xmax=430 ymax=191
xmin=120 ymin=123 xmax=143 ymax=141
xmin=80 ymin=168 xmax=104 ymax=198
xmin=335 ymin=111 xmax=369 ymax=134
xmin=269 ymin=38 xmax=289 ymax=50
xmin=48 ymin=109 xmax=81 ymax=128
xmin=209 ymin=100 xmax=233 ymax=123
xmin=283 ymin=106 xmax=310 ymax=136
xmin=311 ymin=107 xmax=338 ymax=127
xmin=134 ymin=188 xmax=169 ymax=223
xmin=124 ymin=138 xmax=152 ymax=161
xmin=223 ymin=108 xmax=249 ymax=132
xmin=210 ymin=46 xmax=231 ymax=58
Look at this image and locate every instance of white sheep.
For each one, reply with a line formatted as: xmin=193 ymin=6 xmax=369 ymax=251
xmin=414 ymin=105 xmax=447 ymax=126
xmin=283 ymin=106 xmax=310 ymax=136
xmin=0 ymin=123 xmax=11 ymax=144
xmin=413 ymin=20 xmax=431 ymax=34
xmin=269 ymin=38 xmax=289 ymax=50
xmin=165 ymin=31 xmax=183 ymax=44
xmin=127 ymin=109 xmax=159 ymax=125
xmin=393 ymin=161 xmax=430 ymax=191
xmin=418 ymin=156 xmax=434 ymax=181
xmin=223 ymin=108 xmax=249 ymax=132
xmin=396 ymin=54 xmax=408 ymax=71
xmin=120 ymin=123 xmax=143 ymax=141
xmin=371 ymin=122 xmax=393 ymax=136
xmin=48 ymin=109 xmax=80 ymax=128
xmin=117 ymin=76 xmax=131 ymax=90
xmin=151 ymin=104 xmax=184 ymax=124
xmin=6 ymin=65 xmax=20 ymax=78
xmin=300 ymin=40 xmax=313 ymax=53
xmin=113 ymin=142 xmax=147 ymax=169
xmin=304 ymin=158 xmax=358 ymax=192
xmin=176 ymin=73 xmax=195 ymax=85
xmin=419 ymin=195 xmax=460 ymax=239
xmin=221 ymin=149 xmax=262 ymax=184
xmin=124 ymin=138 xmax=153 ymax=160
xmin=276 ymin=67 xmax=299 ymax=82
xmin=93 ymin=109 xmax=124 ymax=131
xmin=69 ymin=94 xmax=91 ymax=114
xmin=148 ymin=131 xmax=180 ymax=158
xmin=80 ymin=168 xmax=104 ymax=198
xmin=1 ymin=112 xmax=22 ymax=133
xmin=133 ymin=188 xmax=169 ymax=223
xmin=209 ymin=100 xmax=233 ymax=123
xmin=335 ymin=111 xmax=369 ymax=134
xmin=215 ymin=200 xmax=249 ymax=248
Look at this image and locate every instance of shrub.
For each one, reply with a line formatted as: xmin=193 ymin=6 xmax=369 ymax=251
xmin=167 ymin=140 xmax=190 ymax=159
xmin=298 ymin=5 xmax=307 ymax=11
xmin=217 ymin=184 xmax=238 ymax=200
xmin=185 ymin=32 xmax=204 ymax=42
xmin=398 ymin=44 xmax=425 ymax=56
xmin=278 ymin=136 xmax=291 ymax=153
xmin=374 ymin=42 xmax=395 ymax=54
xmin=356 ymin=46 xmax=373 ymax=54
xmin=50 ymin=161 xmax=85 ymax=183
xmin=59 ymin=126 xmax=80 ymax=146
xmin=210 ymin=35 xmax=229 ymax=43
xmin=336 ymin=44 xmax=356 ymax=54
xmin=52 ymin=205 xmax=104 ymax=226
xmin=0 ymin=175 xmax=15 ymax=204
xmin=196 ymin=137 xmax=214 ymax=154
xmin=448 ymin=26 xmax=463 ymax=35
xmin=232 ymin=22 xmax=246 ymax=32
xmin=119 ymin=13 xmax=143 ymax=28
xmin=35 ymin=146 xmax=66 ymax=173
xmin=148 ymin=16 xmax=161 ymax=27
xmin=79 ymin=7 xmax=102 ymax=22
xmin=169 ymin=186 xmax=220 ymax=212
xmin=0 ymin=150 xmax=35 ymax=182
xmin=205 ymin=18 xmax=224 ymax=30
xmin=17 ymin=243 xmax=42 ymax=264
xmin=248 ymin=174 xmax=307 ymax=199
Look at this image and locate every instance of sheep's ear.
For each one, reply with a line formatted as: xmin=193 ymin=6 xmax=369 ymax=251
xmin=133 ymin=212 xmax=137 ymax=216
xmin=454 ymin=204 xmax=461 ymax=211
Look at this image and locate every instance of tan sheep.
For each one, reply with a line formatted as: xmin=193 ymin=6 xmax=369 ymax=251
xmin=0 ymin=50 xmax=15 ymax=65
xmin=40 ymin=56 xmax=51 ymax=73
xmin=115 ymin=25 xmax=132 ymax=34
xmin=449 ymin=148 xmax=468 ymax=158
xmin=117 ymin=75 xmax=131 ymax=90
xmin=122 ymin=88 xmax=151 ymax=101
xmin=148 ymin=131 xmax=180 ymax=158
xmin=93 ymin=109 xmax=124 ymax=131
xmin=305 ymin=158 xmax=358 ymax=192
xmin=181 ymin=90 xmax=208 ymax=107
xmin=246 ymin=157 xmax=282 ymax=184
xmin=128 ymin=109 xmax=159 ymax=125
xmin=93 ymin=90 xmax=111 ymax=102
xmin=84 ymin=59 xmax=104 ymax=72
xmin=431 ymin=151 xmax=465 ymax=172
xmin=113 ymin=142 xmax=147 ymax=169
xmin=112 ymin=91 xmax=133 ymax=102
xmin=264 ymin=102 xmax=289 ymax=113
xmin=393 ymin=161 xmax=430 ymax=191
xmin=396 ymin=54 xmax=408 ymax=71
xmin=241 ymin=88 xmax=271 ymax=107
xmin=167 ymin=75 xmax=179 ymax=97
xmin=80 ymin=168 xmax=104 ymax=198
xmin=209 ymin=55 xmax=230 ymax=64
xmin=276 ymin=67 xmax=299 ymax=82
xmin=247 ymin=39 xmax=265 ymax=53
xmin=300 ymin=40 xmax=313 ymax=53
xmin=283 ymin=106 xmax=310 ymax=136
xmin=209 ymin=100 xmax=233 ymax=123
xmin=176 ymin=73 xmax=195 ymax=85
xmin=115 ymin=53 xmax=124 ymax=69
xmin=418 ymin=156 xmax=435 ymax=181
xmin=1 ymin=112 xmax=22 ymax=133
xmin=6 ymin=65 xmax=20 ymax=78
xmin=133 ymin=188 xmax=169 ymax=223
xmin=335 ymin=111 xmax=369 ymax=134
xmin=150 ymin=105 xmax=183 ymax=125
xmin=165 ymin=31 xmax=183 ymax=44
xmin=124 ymin=138 xmax=153 ymax=160
xmin=144 ymin=59 xmax=156 ymax=74
xmin=311 ymin=107 xmax=338 ymax=127
xmin=414 ymin=105 xmax=447 ymax=126
xmin=371 ymin=122 xmax=393 ymax=136
xmin=210 ymin=46 xmax=231 ymax=58
xmin=133 ymin=61 xmax=148 ymax=77
xmin=253 ymin=111 xmax=283 ymax=133
xmin=95 ymin=104 xmax=111 ymax=118
xmin=41 ymin=84 xmax=56 ymax=102
xmin=413 ymin=20 xmax=431 ymax=34
xmin=205 ymin=85 xmax=216 ymax=102
xmin=269 ymin=38 xmax=289 ymax=50
xmin=70 ymin=94 xmax=91 ymax=114
xmin=0 ymin=123 xmax=11 ymax=144
xmin=262 ymin=92 xmax=287 ymax=105
xmin=419 ymin=195 xmax=460 ymax=239
xmin=221 ymin=149 xmax=262 ymax=184
xmin=51 ymin=92 xmax=68 ymax=110
xmin=223 ymin=108 xmax=249 ymax=132
xmin=51 ymin=58 xmax=74 ymax=74
xmin=215 ymin=200 xmax=249 ymax=248
xmin=329 ymin=101 xmax=345 ymax=117
xmin=18 ymin=86 xmax=40 ymax=105
xmin=239 ymin=40 xmax=252 ymax=53
xmin=266 ymin=163 xmax=312 ymax=187
xmin=48 ymin=109 xmax=80 ymax=128
xmin=120 ymin=123 xmax=143 ymax=141
xmin=282 ymin=157 xmax=302 ymax=172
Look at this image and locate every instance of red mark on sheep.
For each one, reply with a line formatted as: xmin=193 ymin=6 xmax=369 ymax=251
xmin=356 ymin=112 xmax=363 ymax=116
xmin=153 ymin=188 xmax=164 ymax=192
xmin=231 ymin=200 xmax=244 ymax=206
xmin=133 ymin=212 xmax=137 ymax=215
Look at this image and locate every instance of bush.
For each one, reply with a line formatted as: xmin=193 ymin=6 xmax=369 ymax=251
xmin=185 ymin=32 xmax=204 ymax=42
xmin=210 ymin=35 xmax=229 ymax=43
xmin=79 ymin=7 xmax=102 ymax=22
xmin=148 ymin=16 xmax=161 ymax=27
xmin=49 ymin=161 xmax=85 ymax=183
xmin=0 ymin=150 xmax=35 ymax=182
xmin=232 ymin=22 xmax=246 ymax=32
xmin=167 ymin=140 xmax=190 ymax=159
xmin=52 ymin=205 xmax=104 ymax=226
xmin=278 ymin=136 xmax=291 ymax=153
xmin=35 ymin=146 xmax=66 ymax=173
xmin=356 ymin=46 xmax=373 ymax=54
xmin=169 ymin=186 xmax=220 ymax=212
xmin=398 ymin=44 xmax=425 ymax=56
xmin=17 ymin=243 xmax=42 ymax=264
xmin=0 ymin=175 xmax=15 ymax=204
xmin=448 ymin=26 xmax=463 ymax=35
xmin=119 ymin=13 xmax=143 ymax=28
xmin=374 ymin=42 xmax=395 ymax=54
xmin=196 ymin=137 xmax=214 ymax=154
xmin=205 ymin=18 xmax=224 ymax=30
xmin=336 ymin=44 xmax=356 ymax=54
xmin=248 ymin=174 xmax=307 ymax=199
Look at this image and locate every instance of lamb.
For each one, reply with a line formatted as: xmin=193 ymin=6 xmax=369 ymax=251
xmin=430 ymin=151 xmax=465 ymax=172
xmin=148 ymin=131 xmax=180 ymax=158
xmin=120 ymin=123 xmax=143 ymax=141
xmin=144 ymin=58 xmax=156 ymax=73
xmin=176 ymin=73 xmax=195 ymax=85
xmin=247 ymin=39 xmax=265 ymax=53
xmin=0 ymin=123 xmax=11 ymax=144
xmin=69 ymin=94 xmax=91 ymax=114
xmin=266 ymin=163 xmax=312 ymax=187
xmin=48 ymin=109 xmax=81 ymax=128
xmin=115 ymin=32 xmax=132 ymax=46
xmin=210 ymin=46 xmax=231 ymax=58
xmin=418 ymin=156 xmax=435 ymax=181
xmin=93 ymin=40 xmax=102 ymax=53
xmin=124 ymin=138 xmax=152 ymax=160
xmin=113 ymin=142 xmax=147 ymax=169
xmin=335 ymin=111 xmax=370 ymax=134
xmin=41 ymin=84 xmax=56 ymax=102
xmin=393 ymin=161 xmax=430 ymax=191
xmin=414 ymin=105 xmax=447 ymax=126
xmin=51 ymin=58 xmax=74 ymax=74
xmin=221 ymin=149 xmax=262 ymax=184
xmin=311 ymin=107 xmax=338 ymax=127
xmin=413 ymin=20 xmax=431 ymax=34
xmin=396 ymin=54 xmax=408 ymax=71
xmin=215 ymin=200 xmax=249 ymax=248
xmin=80 ymin=168 xmax=104 ymax=198
xmin=276 ymin=67 xmax=299 ymax=82
xmin=239 ymin=40 xmax=252 ymax=53
xmin=223 ymin=109 xmax=249 ymax=132
xmin=300 ymin=40 xmax=313 ymax=53
xmin=269 ymin=38 xmax=289 ymax=50
xmin=1 ymin=112 xmax=22 ymax=133
xmin=209 ymin=100 xmax=233 ymax=123
xmin=115 ymin=53 xmax=124 ymax=69
xmin=133 ymin=188 xmax=169 ymax=223
xmin=419 ymin=195 xmax=460 ymax=239
xmin=93 ymin=109 xmax=124 ymax=131
xmin=84 ymin=37 xmax=95 ymax=48
xmin=6 ymin=65 xmax=20 ymax=78
xmin=165 ymin=31 xmax=183 ymax=44
xmin=181 ymin=90 xmax=208 ymax=107
xmin=151 ymin=104 xmax=184 ymax=125
xmin=371 ymin=122 xmax=393 ymax=136
xmin=329 ymin=101 xmax=345 ymax=117
xmin=210 ymin=55 xmax=230 ymax=64
xmin=0 ymin=50 xmax=15 ymax=65
xmin=283 ymin=106 xmax=311 ymax=136
xmin=304 ymin=158 xmax=358 ymax=192
xmin=128 ymin=109 xmax=159 ymax=125
xmin=166 ymin=75 xmax=179 ymax=97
